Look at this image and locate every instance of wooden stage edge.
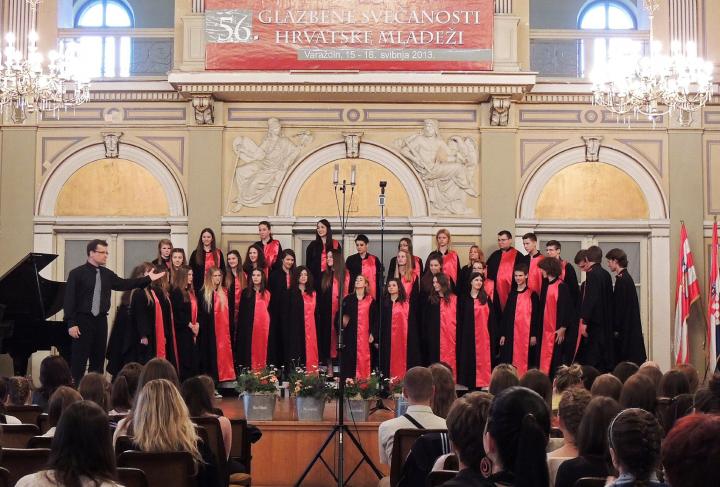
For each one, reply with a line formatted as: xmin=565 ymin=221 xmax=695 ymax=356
xmin=219 ymin=396 xmax=392 ymax=487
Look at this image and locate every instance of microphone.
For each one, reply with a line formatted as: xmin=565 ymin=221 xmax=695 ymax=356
xmin=379 ymin=181 xmax=387 ymax=194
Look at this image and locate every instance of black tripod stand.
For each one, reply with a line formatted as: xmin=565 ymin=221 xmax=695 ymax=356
xmin=294 ymin=166 xmax=383 ymax=487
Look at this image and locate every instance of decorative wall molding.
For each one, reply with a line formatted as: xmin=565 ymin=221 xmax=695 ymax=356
xmin=490 ymin=96 xmax=512 ymax=126
xmin=41 ymin=136 xmax=89 ymax=174
xmin=102 ymin=131 xmax=123 ymax=158
xmin=582 ymin=136 xmax=603 ymax=162
xmin=137 ymin=136 xmax=186 ymax=172
xmin=520 ymin=139 xmax=568 ymax=175
xmin=342 ymin=132 xmax=363 ymax=158
xmin=191 ymin=95 xmax=214 ymax=125
xmin=616 ymin=139 xmax=664 ymax=176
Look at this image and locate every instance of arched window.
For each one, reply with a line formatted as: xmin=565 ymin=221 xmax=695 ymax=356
xmin=578 ymin=1 xmax=641 ymax=74
xmin=74 ymin=0 xmax=134 ymax=78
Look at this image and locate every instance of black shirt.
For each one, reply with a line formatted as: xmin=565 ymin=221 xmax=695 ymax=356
xmin=63 ymin=262 xmax=150 ymax=325
xmin=441 ymin=469 xmax=514 ymax=487
xmin=554 ymin=455 xmax=610 ymax=487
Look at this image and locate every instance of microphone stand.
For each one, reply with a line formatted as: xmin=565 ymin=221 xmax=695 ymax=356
xmin=294 ymin=167 xmax=383 ymax=487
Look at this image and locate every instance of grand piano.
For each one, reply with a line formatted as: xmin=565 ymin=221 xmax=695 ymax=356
xmin=0 ymin=253 xmax=71 ymax=375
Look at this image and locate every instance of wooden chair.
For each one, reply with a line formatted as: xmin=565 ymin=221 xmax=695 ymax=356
xmin=27 ymin=435 xmax=53 ymax=449
xmin=5 ymin=405 xmax=42 ymax=425
xmin=389 ymin=429 xmax=447 ymax=487
xmin=426 ymin=470 xmax=456 ymax=487
xmin=118 ymin=451 xmax=196 ymax=487
xmin=37 ymin=413 xmax=50 ymax=433
xmin=0 ymin=467 xmax=10 ymax=487
xmin=574 ymin=478 xmax=609 ymax=487
xmin=0 ymin=448 xmax=51 ymax=485
xmin=115 ymin=435 xmax=135 ymax=458
xmin=117 ymin=467 xmax=149 ymax=487
xmin=229 ymin=418 xmax=252 ymax=474
xmin=191 ymin=418 xmax=251 ymax=487
xmin=0 ymin=424 xmax=40 ymax=448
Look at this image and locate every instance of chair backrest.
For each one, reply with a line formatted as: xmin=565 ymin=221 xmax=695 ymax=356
xmin=0 ymin=467 xmax=9 ymax=487
xmin=117 ymin=467 xmax=149 ymax=487
xmin=37 ymin=413 xmax=49 ymax=433
xmin=118 ymin=450 xmax=196 ymax=487
xmin=115 ymin=435 xmax=135 ymax=458
xmin=0 ymin=424 xmax=41 ymax=448
xmin=109 ymin=413 xmax=127 ymax=425
xmin=574 ymin=478 xmax=609 ymax=487
xmin=5 ymin=405 xmax=42 ymax=425
xmin=27 ymin=435 xmax=53 ymax=449
xmin=229 ymin=418 xmax=252 ymax=473
xmin=0 ymin=448 xmax=51 ymax=486
xmin=191 ymin=416 xmax=226 ymax=468
xmin=390 ymin=428 xmax=447 ymax=487
xmin=550 ymin=427 xmax=564 ymax=438
xmin=426 ymin=470 xmax=457 ymax=487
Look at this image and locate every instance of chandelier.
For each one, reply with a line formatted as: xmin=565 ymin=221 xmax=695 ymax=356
xmin=591 ymin=0 xmax=714 ymax=125
xmin=0 ymin=0 xmax=89 ymax=122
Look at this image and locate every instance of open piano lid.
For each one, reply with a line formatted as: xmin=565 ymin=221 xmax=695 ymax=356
xmin=0 ymin=253 xmax=65 ymax=321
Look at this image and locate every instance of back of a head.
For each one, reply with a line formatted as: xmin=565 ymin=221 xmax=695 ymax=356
xmin=590 ymin=374 xmax=623 ymax=401
xmin=576 ymin=396 xmax=621 ymax=458
xmin=637 ymin=364 xmax=663 ymax=391
xmin=49 ymin=401 xmax=116 ymax=486
xmin=181 ymin=376 xmax=214 ymax=417
xmin=487 ymin=387 xmax=550 ymax=487
xmin=78 ymin=372 xmax=110 ymax=412
xmin=429 ymin=363 xmax=457 ymax=418
xmin=619 ymin=374 xmax=657 ymax=414
xmin=658 ymin=370 xmax=690 ymax=399
xmin=693 ymin=373 xmax=720 ymax=413
xmin=7 ymin=376 xmax=30 ymax=406
xmin=48 ymin=386 xmax=83 ymax=428
xmin=581 ymin=365 xmax=600 ymax=390
xmin=39 ymin=356 xmax=73 ymax=396
xmin=116 ymin=362 xmax=143 ymax=398
xmin=676 ymin=363 xmax=700 ymax=394
xmin=554 ymin=364 xmax=583 ymax=393
xmin=558 ymin=387 xmax=592 ymax=440
xmin=609 ymin=408 xmax=663 ymax=482
xmin=612 ymin=361 xmax=639 ymax=384
xmin=662 ymin=413 xmax=720 ymax=487
xmin=133 ymin=379 xmax=201 ymax=463
xmin=138 ymin=358 xmax=179 ymax=391
xmin=446 ymin=392 xmax=492 ymax=469
xmin=489 ymin=364 xmax=519 ymax=396
xmin=519 ymin=369 xmax=552 ymax=411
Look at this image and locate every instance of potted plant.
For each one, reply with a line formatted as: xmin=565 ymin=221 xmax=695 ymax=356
xmin=236 ymin=366 xmax=279 ymax=421
xmin=386 ymin=376 xmax=408 ymax=417
xmin=289 ymin=367 xmax=333 ymax=421
xmin=342 ymin=373 xmax=382 ymax=422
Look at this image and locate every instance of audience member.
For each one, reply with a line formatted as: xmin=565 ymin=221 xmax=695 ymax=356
xmin=429 ymin=363 xmax=457 ymax=419
xmin=32 ymin=355 xmax=73 ymax=412
xmin=637 ymin=364 xmax=663 ymax=392
xmin=181 ymin=376 xmax=231 ymax=459
xmin=547 ymin=387 xmax=592 ymax=486
xmin=7 ymin=376 xmax=31 ymax=406
xmin=580 ymin=365 xmax=600 ymax=391
xmin=488 ymin=364 xmax=519 ymax=397
xmin=619 ymin=373 xmax=657 ymax=414
xmin=693 ymin=373 xmax=720 ymax=413
xmin=675 ymin=363 xmax=699 ymax=394
xmin=16 ymin=401 xmax=119 ymax=487
xmin=606 ymin=408 xmax=666 ymax=487
xmin=0 ymin=377 xmax=21 ymax=424
xmin=137 ymin=357 xmax=180 ymax=389
xmin=109 ymin=362 xmax=143 ymax=415
xmin=553 ymin=364 xmax=583 ymax=394
xmin=590 ymin=373 xmax=623 ymax=401
xmin=78 ymin=372 xmax=110 ymax=412
xmin=657 ymin=370 xmax=689 ymax=398
xmin=662 ymin=413 xmax=720 ymax=487
xmin=132 ymin=379 xmax=221 ymax=487
xmin=612 ymin=361 xmax=639 ymax=384
xmin=520 ymin=369 xmax=552 ymax=412
xmin=657 ymin=393 xmax=694 ymax=434
xmin=555 ymin=396 xmax=620 ymax=487
xmin=45 ymin=386 xmax=83 ymax=437
xmin=378 ymin=366 xmax=446 ymax=465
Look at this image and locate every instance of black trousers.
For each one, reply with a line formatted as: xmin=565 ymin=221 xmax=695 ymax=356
xmin=71 ymin=313 xmax=108 ymax=384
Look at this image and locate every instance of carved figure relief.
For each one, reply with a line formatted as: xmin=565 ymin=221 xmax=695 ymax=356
xmin=394 ymin=119 xmax=478 ymax=214
xmin=230 ymin=118 xmax=312 ymax=210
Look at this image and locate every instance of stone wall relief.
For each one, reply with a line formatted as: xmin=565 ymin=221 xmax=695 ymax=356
xmin=394 ymin=119 xmax=479 ymax=215
xmin=229 ymin=118 xmax=313 ymax=211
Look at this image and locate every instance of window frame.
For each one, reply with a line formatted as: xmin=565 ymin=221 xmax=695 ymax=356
xmin=75 ymin=0 xmax=135 ymax=29
xmin=577 ymin=0 xmax=637 ymax=30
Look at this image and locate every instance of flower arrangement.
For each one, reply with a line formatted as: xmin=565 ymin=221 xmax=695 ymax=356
xmin=288 ymin=367 xmax=333 ymax=401
xmin=342 ymin=373 xmax=383 ymax=400
xmin=385 ymin=376 xmax=404 ymax=396
xmin=236 ymin=366 xmax=279 ymax=395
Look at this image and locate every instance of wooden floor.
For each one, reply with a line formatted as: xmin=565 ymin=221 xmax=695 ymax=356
xmin=219 ymin=396 xmax=392 ymax=487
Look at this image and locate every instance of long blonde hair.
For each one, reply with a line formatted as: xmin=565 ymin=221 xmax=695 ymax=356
xmin=395 ymin=249 xmax=415 ymax=282
xmin=202 ymin=266 xmax=227 ymax=312
xmin=132 ymin=379 xmax=202 ymax=464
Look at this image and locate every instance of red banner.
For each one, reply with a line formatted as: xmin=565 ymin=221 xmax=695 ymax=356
xmin=205 ymin=0 xmax=494 ymax=71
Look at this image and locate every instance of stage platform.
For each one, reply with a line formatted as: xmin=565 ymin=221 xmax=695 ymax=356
xmin=220 ymin=396 xmax=392 ymax=487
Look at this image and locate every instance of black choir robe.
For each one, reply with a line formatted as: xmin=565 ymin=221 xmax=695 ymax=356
xmin=535 ymin=278 xmax=575 ymax=377
xmin=132 ymin=288 xmax=177 ymax=368
xmin=305 ymin=239 xmax=342 ymax=284
xmin=487 ymin=248 xmax=522 ymax=312
xmin=340 ymin=294 xmax=376 ymax=379
xmin=499 ymin=287 xmax=540 ymax=377
xmin=267 ymin=267 xmax=293 ymax=369
xmin=457 ymin=264 xmax=477 ymax=297
xmin=170 ymin=287 xmax=199 ymax=382
xmin=458 ymin=294 xmax=499 ymax=389
xmin=189 ymin=249 xmax=226 ymax=291
xmin=560 ymin=260 xmax=580 ymax=309
xmin=151 ymin=257 xmax=172 ymax=272
xmin=316 ymin=271 xmax=349 ymax=364
xmin=576 ymin=264 xmax=615 ymax=372
xmin=421 ymin=294 xmax=460 ymax=378
xmin=379 ymin=297 xmax=421 ymax=379
xmin=198 ymin=290 xmax=236 ymax=382
xmin=346 ymin=253 xmax=383 ymax=300
xmin=388 ymin=255 xmax=423 ymax=284
xmin=425 ymin=250 xmax=461 ymax=288
xmin=612 ymin=270 xmax=647 ymax=365
xmin=524 ymin=251 xmax=545 ymax=296
xmin=254 ymin=238 xmax=283 ymax=272
xmin=236 ymin=288 xmax=273 ymax=372
xmin=106 ymin=302 xmax=133 ymax=376
xmin=227 ymin=272 xmax=244 ymax=364
xmin=286 ymin=289 xmax=321 ymax=369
